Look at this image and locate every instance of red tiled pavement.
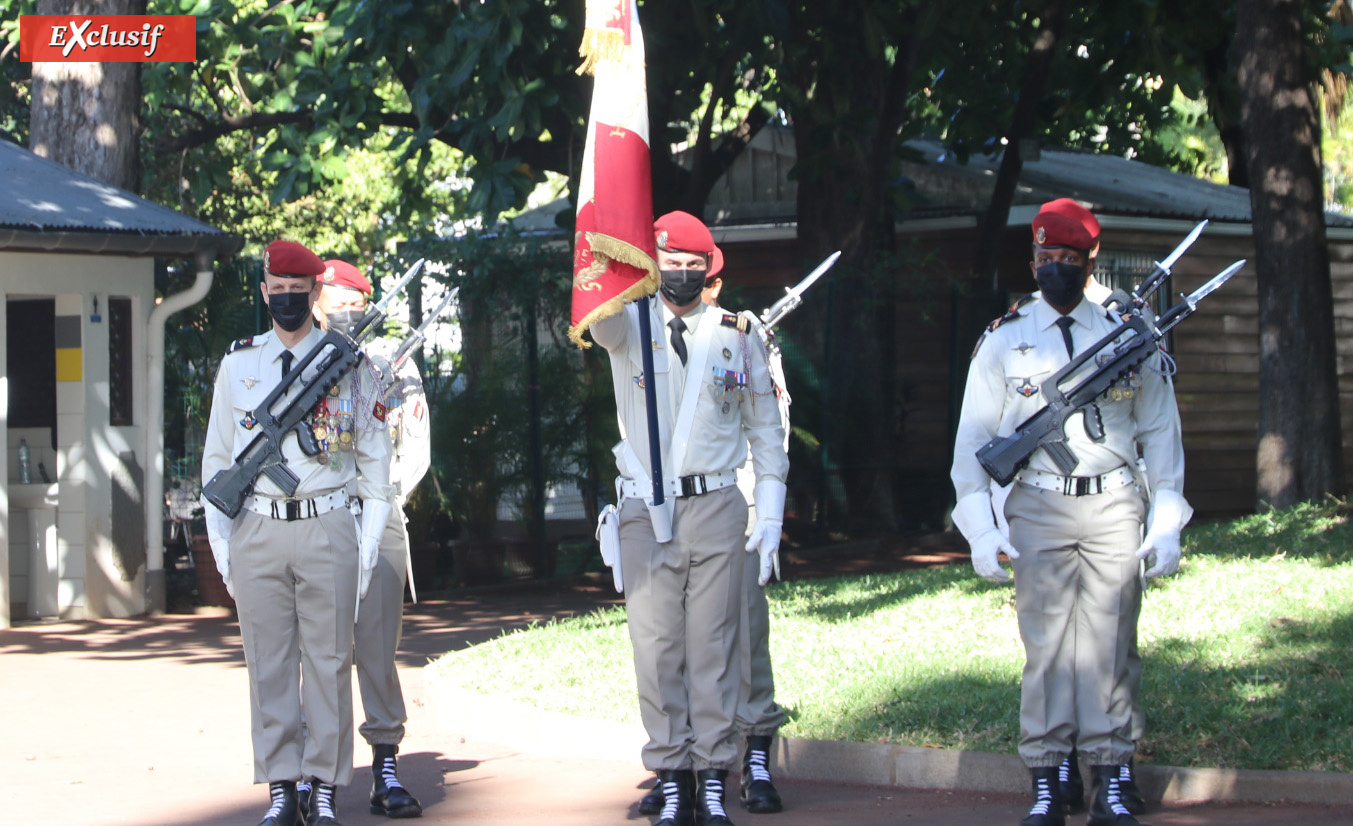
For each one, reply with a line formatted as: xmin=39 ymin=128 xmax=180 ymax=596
xmin=3 ymin=577 xmax=1351 ymax=826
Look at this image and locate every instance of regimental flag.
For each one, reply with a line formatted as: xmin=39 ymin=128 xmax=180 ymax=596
xmin=568 ymin=0 xmax=659 ymax=347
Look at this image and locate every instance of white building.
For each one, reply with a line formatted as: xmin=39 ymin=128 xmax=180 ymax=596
xmin=0 ymin=138 xmax=238 ymax=627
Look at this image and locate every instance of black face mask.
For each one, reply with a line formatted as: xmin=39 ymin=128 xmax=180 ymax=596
xmin=659 ymin=269 xmax=708 ymax=307
xmin=1035 ymin=262 xmax=1086 ymax=308
xmin=266 ymin=290 xmax=314 ymax=332
xmin=326 ymin=310 xmax=364 ymax=336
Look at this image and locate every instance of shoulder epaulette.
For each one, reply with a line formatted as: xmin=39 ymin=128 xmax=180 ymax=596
xmin=720 ymin=312 xmax=749 ymax=333
xmin=227 ymin=336 xmax=257 ymax=354
xmin=985 ymin=293 xmax=1037 ymax=333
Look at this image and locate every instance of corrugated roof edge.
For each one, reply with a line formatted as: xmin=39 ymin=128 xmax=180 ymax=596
xmin=0 ymin=138 xmax=242 ymax=257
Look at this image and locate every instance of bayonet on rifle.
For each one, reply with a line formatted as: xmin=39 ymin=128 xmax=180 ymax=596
xmin=1133 ymin=220 xmax=1207 ymax=308
xmin=202 ymin=260 xmax=426 ymax=518
xmin=759 ymin=250 xmax=841 ymax=330
xmin=975 ymin=259 xmax=1245 ymax=487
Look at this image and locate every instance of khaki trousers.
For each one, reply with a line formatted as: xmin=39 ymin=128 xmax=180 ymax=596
xmin=735 ymin=548 xmax=785 ymax=736
xmin=353 ymin=504 xmax=410 ymax=747
xmin=619 ymin=485 xmax=747 ymax=771
xmin=232 ymin=507 xmax=359 ymax=785
xmin=1005 ymin=482 xmax=1145 ymax=768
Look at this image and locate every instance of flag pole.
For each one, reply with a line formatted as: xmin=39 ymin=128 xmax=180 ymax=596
xmin=636 ymin=296 xmax=665 ymax=509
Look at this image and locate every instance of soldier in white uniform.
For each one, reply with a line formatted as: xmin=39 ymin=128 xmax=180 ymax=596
xmin=306 ymin=259 xmax=429 ymax=819
xmin=635 ymin=261 xmax=790 ymax=819
xmin=950 ymin=200 xmax=1191 ymax=826
xmin=201 ymin=240 xmax=394 ymax=826
xmin=591 ymin=211 xmax=789 ymax=826
xmin=991 ymin=212 xmax=1166 ymax=817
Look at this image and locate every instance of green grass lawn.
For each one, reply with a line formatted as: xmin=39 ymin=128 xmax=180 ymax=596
xmin=427 ymin=500 xmax=1353 ymax=772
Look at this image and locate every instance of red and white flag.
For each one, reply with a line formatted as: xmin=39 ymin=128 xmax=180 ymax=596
xmin=568 ymin=0 xmax=658 ymax=347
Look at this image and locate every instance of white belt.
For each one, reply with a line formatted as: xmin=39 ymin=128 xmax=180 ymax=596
xmin=242 ymin=490 xmax=349 ymax=521
xmin=620 ymin=470 xmax=739 ymax=500
xmin=1016 ymin=466 xmax=1136 ymax=497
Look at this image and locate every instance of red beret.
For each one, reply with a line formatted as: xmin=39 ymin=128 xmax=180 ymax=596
xmin=321 ymin=259 xmax=373 ymax=295
xmin=1032 ymin=198 xmax=1100 ymax=253
xmin=654 ymin=210 xmax=724 ymax=278
xmin=262 ymin=240 xmax=325 ymax=278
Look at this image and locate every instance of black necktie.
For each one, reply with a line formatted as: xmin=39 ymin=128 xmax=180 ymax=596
xmin=668 ymin=316 xmax=688 ymax=367
xmin=281 ymin=350 xmax=294 ymax=378
xmin=1055 ymin=316 xmax=1075 ymax=359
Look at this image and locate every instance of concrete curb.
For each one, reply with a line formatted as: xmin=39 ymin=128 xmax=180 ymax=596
xmin=424 ymin=668 xmax=1353 ymax=807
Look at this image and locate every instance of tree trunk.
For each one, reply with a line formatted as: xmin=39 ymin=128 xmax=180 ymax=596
xmin=784 ymin=3 xmax=934 ymax=532
xmin=29 ymin=0 xmax=144 ymax=192
xmin=973 ymin=0 xmax=1066 ymax=288
xmin=1235 ymin=0 xmax=1345 ymax=507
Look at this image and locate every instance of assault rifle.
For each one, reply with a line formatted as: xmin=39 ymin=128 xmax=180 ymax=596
xmin=202 ymin=259 xmax=425 ymax=518
xmin=976 ymin=258 xmax=1243 ymax=487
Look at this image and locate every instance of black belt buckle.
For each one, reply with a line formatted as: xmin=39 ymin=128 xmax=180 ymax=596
xmin=285 ymin=500 xmax=302 ymax=521
xmin=679 ymin=474 xmax=707 ymax=497
xmin=1065 ymin=476 xmax=1099 ymax=497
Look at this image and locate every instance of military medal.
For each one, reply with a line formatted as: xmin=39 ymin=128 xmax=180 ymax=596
xmin=313 ymin=423 xmax=329 ymax=441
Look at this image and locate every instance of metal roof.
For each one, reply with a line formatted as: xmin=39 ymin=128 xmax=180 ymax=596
xmin=904 ymin=137 xmax=1353 ymax=228
xmin=0 ymin=138 xmax=241 ymax=256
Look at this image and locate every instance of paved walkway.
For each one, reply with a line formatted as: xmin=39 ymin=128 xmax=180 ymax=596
xmin=3 ymin=579 xmax=1351 ymax=826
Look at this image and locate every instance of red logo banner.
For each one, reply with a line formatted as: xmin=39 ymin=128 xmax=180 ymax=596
xmin=19 ymin=15 xmax=196 ymax=62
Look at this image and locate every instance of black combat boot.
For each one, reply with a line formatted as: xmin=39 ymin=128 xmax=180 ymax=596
xmin=1087 ymin=765 xmax=1146 ymax=826
xmin=696 ymin=769 xmax=736 ymax=826
xmin=1059 ymin=750 xmax=1085 ymax=815
xmin=639 ymin=773 xmax=667 ymax=815
xmin=1116 ymin=759 xmax=1146 ymax=814
xmin=305 ymin=780 xmax=343 ymax=826
xmin=1018 ymin=766 xmax=1065 ymax=826
xmin=739 ymin=735 xmax=783 ymax=814
xmin=654 ymin=769 xmax=696 ymax=826
xmin=257 ymin=781 xmax=301 ymax=826
xmin=369 ymin=744 xmax=423 ymax=818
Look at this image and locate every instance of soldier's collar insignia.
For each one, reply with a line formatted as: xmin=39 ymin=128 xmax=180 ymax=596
xmin=1016 ymin=378 xmax=1039 ymax=397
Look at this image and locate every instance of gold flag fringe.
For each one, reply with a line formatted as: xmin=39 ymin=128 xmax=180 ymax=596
xmin=568 ymin=234 xmax=660 ymax=348
xmin=576 ymin=28 xmax=626 ymax=76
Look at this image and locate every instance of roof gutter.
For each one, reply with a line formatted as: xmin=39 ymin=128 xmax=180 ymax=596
xmin=144 ymin=249 xmax=216 ymax=613
xmin=0 ymin=227 xmax=242 ymax=257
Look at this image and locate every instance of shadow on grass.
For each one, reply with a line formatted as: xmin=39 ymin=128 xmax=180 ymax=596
xmin=1185 ymin=498 xmax=1353 ymax=566
xmin=1140 ymin=608 xmax=1353 ymax=772
xmin=770 ymin=564 xmax=1003 ymax=624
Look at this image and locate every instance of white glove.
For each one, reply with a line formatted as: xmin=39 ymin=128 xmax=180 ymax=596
xmin=952 ymin=491 xmax=1019 ymax=583
xmin=745 ymin=479 xmax=786 ymax=586
xmin=1136 ymin=489 xmax=1193 ymax=578
xmin=595 ymin=504 xmax=623 ymax=593
xmin=202 ymin=498 xmax=236 ymax=599
xmin=358 ymin=499 xmax=392 ymax=599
